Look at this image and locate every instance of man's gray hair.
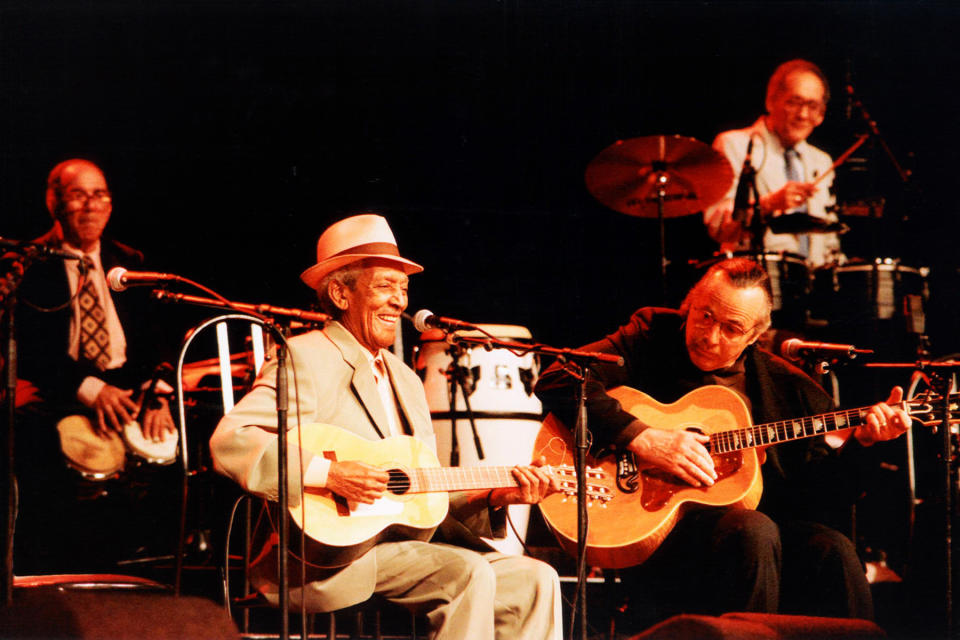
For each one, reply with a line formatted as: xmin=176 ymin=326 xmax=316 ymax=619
xmin=680 ymin=257 xmax=774 ymax=335
xmin=316 ymin=263 xmax=364 ymax=318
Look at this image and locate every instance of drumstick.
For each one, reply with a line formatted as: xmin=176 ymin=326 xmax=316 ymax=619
xmin=810 ymin=134 xmax=870 ymax=187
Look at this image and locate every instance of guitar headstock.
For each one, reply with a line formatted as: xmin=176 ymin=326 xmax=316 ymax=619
xmin=547 ymin=464 xmax=613 ymax=504
xmin=906 ymin=391 xmax=960 ymax=428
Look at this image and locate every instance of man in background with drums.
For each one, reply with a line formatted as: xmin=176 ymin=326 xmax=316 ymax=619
xmin=210 ymin=214 xmax=562 ymax=640
xmin=705 ymin=59 xmax=842 ymax=268
xmin=535 ymin=257 xmax=911 ymax=631
xmin=11 ymin=158 xmax=177 ymax=572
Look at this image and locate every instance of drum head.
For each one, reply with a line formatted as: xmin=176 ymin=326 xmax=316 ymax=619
xmin=122 ymin=421 xmax=178 ymax=465
xmin=56 ymin=415 xmax=125 ymax=477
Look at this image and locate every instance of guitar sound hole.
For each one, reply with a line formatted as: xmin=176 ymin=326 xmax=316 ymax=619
xmin=387 ymin=468 xmax=411 ymax=495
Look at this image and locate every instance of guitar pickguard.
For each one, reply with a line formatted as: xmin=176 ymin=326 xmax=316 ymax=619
xmin=639 ymin=451 xmax=744 ymax=511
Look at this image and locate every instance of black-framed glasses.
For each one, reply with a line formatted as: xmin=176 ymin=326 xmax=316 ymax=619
xmin=62 ymin=189 xmax=112 ymax=207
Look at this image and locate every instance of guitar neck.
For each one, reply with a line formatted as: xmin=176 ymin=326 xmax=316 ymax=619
xmin=710 ymin=405 xmax=872 ymax=453
xmin=400 ymin=466 xmax=520 ymax=494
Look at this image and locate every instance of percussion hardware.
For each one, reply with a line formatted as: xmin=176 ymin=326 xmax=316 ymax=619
xmin=767 ymin=213 xmax=849 ymax=235
xmin=444 ymin=340 xmax=484 ymax=466
xmin=584 ymin=135 xmax=734 ymax=218
xmin=585 ymin=134 xmax=736 ymax=303
xmin=415 ymin=324 xmax=546 ymax=557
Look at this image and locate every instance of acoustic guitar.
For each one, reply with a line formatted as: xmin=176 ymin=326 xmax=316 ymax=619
xmin=285 ymin=423 xmax=609 ymax=568
xmin=535 ymin=384 xmax=958 ymax=569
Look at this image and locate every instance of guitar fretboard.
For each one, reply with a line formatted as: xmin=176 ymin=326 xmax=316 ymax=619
xmin=709 ymin=407 xmax=870 ymax=453
xmin=392 ymin=466 xmax=521 ymax=494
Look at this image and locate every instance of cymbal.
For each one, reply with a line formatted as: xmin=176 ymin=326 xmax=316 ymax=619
xmin=585 ymin=135 xmax=734 ymax=218
xmin=767 ymin=213 xmax=849 ymax=235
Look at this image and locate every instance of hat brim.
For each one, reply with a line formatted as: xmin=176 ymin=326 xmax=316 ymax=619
xmin=300 ymin=253 xmax=424 ymax=290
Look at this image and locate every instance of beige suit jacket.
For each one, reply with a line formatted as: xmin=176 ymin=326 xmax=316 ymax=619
xmin=210 ymin=321 xmax=501 ymax=611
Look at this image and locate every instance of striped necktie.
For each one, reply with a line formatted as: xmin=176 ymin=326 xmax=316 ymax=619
xmin=784 ymin=148 xmax=809 ymax=257
xmin=78 ymin=263 xmax=111 ymax=370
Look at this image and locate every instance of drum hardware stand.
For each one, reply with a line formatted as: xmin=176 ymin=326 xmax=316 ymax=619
xmin=441 ymin=329 xmax=622 ymax=640
xmin=443 ymin=341 xmax=484 ymax=466
xmin=0 ymin=240 xmax=89 ymax=607
xmin=651 ymin=163 xmax=670 ymax=303
xmin=847 ymin=84 xmax=911 ymax=184
xmin=867 ymin=359 xmax=960 ymax=637
xmin=152 ymin=287 xmax=329 ymax=640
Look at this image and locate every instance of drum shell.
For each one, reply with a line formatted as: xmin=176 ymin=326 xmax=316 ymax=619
xmin=812 ymin=260 xmax=928 ymax=331
xmin=414 ymin=325 xmax=543 ymax=555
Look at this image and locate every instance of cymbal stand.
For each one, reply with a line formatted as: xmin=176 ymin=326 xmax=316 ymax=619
xmin=443 ymin=341 xmax=484 ymax=466
xmin=652 ymin=162 xmax=669 ymax=303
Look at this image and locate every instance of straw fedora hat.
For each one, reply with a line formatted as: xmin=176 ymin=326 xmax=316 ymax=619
xmin=300 ymin=214 xmax=423 ymax=290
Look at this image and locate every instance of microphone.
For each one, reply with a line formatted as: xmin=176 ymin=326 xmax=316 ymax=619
xmin=0 ymin=237 xmax=81 ymax=261
xmin=408 ymin=309 xmax=477 ymax=333
xmin=107 ymin=266 xmax=181 ymax=292
xmin=731 ymin=136 xmax=755 ymax=224
xmin=780 ymin=338 xmax=873 ymax=361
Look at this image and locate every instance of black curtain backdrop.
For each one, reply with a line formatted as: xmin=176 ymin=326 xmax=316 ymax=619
xmin=2 ymin=0 xmax=957 ymax=354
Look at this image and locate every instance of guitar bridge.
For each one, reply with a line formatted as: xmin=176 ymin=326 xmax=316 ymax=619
xmin=616 ymin=450 xmax=640 ymax=494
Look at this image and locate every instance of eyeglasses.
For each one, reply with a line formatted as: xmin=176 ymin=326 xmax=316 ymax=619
xmin=783 ymin=97 xmax=825 ymax=116
xmin=62 ymin=189 xmax=112 ymax=207
xmin=689 ymin=307 xmax=754 ymax=341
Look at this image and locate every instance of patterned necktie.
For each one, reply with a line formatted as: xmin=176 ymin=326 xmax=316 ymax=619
xmin=78 ymin=264 xmax=111 ymax=370
xmin=784 ymin=148 xmax=810 ymax=257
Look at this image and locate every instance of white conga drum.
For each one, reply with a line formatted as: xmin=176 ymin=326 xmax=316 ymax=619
xmin=414 ymin=324 xmax=542 ymax=555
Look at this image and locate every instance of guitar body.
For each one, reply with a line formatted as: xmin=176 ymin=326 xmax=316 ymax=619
xmin=288 ymin=424 xmax=450 ymax=568
xmin=536 ymin=385 xmax=762 ymax=569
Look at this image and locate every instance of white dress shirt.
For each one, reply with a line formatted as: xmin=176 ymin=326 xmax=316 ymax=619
xmin=705 ymin=117 xmax=841 ymax=267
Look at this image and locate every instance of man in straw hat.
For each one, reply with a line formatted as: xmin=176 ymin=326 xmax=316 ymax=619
xmin=211 ymin=214 xmax=562 ymax=639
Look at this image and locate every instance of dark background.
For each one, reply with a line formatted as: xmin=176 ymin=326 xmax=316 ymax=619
xmin=2 ymin=2 xmax=958 ymax=633
xmin=2 ymin=0 xmax=957 ymax=355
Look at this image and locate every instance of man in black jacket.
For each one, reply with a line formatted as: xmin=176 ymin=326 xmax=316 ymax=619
xmin=12 ymin=158 xmax=177 ymax=572
xmin=535 ymin=257 xmax=910 ymax=627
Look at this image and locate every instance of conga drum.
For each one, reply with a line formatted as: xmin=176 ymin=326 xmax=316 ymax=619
xmin=414 ymin=324 xmax=542 ymax=555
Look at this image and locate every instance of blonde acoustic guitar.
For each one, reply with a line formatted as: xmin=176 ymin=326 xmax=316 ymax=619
xmin=285 ymin=423 xmax=609 ymax=569
xmin=536 ymin=384 xmax=956 ymax=569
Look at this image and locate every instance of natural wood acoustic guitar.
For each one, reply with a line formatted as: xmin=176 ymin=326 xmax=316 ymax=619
xmin=535 ymin=384 xmax=957 ymax=569
xmin=286 ymin=423 xmax=610 ymax=568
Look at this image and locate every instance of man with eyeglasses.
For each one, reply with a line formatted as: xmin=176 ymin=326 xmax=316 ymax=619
xmin=705 ymin=59 xmax=841 ymax=267
xmin=11 ymin=158 xmax=177 ymax=572
xmin=535 ymin=257 xmax=910 ymax=630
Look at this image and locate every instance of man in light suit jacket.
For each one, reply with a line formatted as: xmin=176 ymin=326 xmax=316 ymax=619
xmin=704 ymin=59 xmax=842 ymax=268
xmin=210 ymin=214 xmax=563 ymax=640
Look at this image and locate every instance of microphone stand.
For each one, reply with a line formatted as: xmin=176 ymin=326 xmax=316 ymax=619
xmin=847 ymin=85 xmax=911 ymax=184
xmin=442 ymin=331 xmax=622 ymax=640
xmin=0 ymin=243 xmax=83 ymax=607
xmin=443 ymin=341 xmax=483 ymax=466
xmin=865 ymin=359 xmax=960 ymax=637
xmin=152 ymin=288 xmax=328 ymax=640
xmin=733 ymin=138 xmax=763 ymax=254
